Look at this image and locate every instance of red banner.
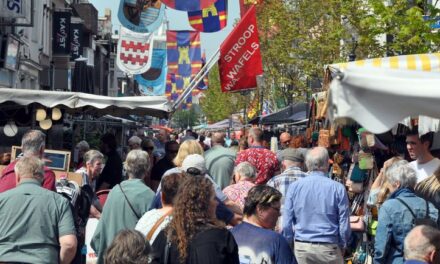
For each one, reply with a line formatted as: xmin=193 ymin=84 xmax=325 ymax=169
xmin=219 ymin=5 xmax=263 ymax=93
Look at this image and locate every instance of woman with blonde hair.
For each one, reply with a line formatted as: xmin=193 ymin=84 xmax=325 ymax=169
xmin=415 ymin=166 xmax=440 ymax=208
xmin=154 ymin=139 xmax=203 ymax=191
xmin=151 ymin=176 xmax=239 ymax=263
xmin=172 ymin=139 xmax=204 ymax=168
xmin=367 ymin=156 xmax=404 ymax=207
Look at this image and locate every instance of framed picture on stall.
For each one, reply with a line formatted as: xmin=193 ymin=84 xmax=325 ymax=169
xmin=11 ymin=146 xmax=71 ymax=172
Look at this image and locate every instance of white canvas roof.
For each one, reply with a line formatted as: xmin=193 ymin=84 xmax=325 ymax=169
xmin=0 ymin=88 xmax=171 ymax=118
xmin=328 ymin=53 xmax=440 ymax=134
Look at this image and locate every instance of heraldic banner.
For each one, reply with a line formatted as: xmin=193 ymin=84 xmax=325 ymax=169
xmin=135 ymin=48 xmax=167 ymax=96
xmin=162 ymin=0 xmax=217 ymax=12
xmin=218 ymin=5 xmax=263 ymax=92
xmin=188 ymin=0 xmax=228 ymax=33
xmin=166 ymin=30 xmax=202 ymax=76
xmin=166 ymin=30 xmax=202 ymax=109
xmin=117 ymin=26 xmax=154 ymax=75
xmin=118 ymin=0 xmax=165 ymax=33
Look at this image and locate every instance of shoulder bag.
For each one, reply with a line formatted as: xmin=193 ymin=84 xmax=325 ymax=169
xmin=146 ymin=211 xmax=172 ymax=241
xmin=118 ymin=184 xmax=141 ymax=219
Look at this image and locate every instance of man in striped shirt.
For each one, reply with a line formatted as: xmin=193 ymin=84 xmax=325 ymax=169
xmin=267 ymin=148 xmax=307 ymax=231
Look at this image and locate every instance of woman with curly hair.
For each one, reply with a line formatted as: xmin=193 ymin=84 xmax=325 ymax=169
xmin=151 ymin=176 xmax=239 ymax=264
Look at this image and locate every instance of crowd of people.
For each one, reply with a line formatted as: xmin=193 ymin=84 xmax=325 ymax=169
xmin=0 ymin=126 xmax=440 ymax=264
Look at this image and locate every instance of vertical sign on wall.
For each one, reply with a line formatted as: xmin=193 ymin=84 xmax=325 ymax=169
xmin=53 ymin=11 xmax=71 ymax=55
xmin=70 ymin=23 xmax=83 ymax=61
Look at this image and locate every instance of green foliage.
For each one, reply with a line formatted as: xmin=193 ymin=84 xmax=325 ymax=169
xmin=171 ymin=106 xmax=201 ymax=129
xmin=199 ymin=64 xmax=247 ymax=123
xmin=200 ymin=0 xmax=440 ymax=117
xmin=362 ymin=0 xmax=440 ymax=55
xmin=255 ymin=0 xmax=440 ymax=107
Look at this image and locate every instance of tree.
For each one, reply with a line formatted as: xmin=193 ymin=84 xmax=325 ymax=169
xmin=170 ymin=106 xmax=201 ymax=129
xmin=361 ymin=0 xmax=440 ymax=55
xmin=199 ymin=64 xmax=247 ymax=123
xmin=256 ymin=0 xmax=440 ymax=110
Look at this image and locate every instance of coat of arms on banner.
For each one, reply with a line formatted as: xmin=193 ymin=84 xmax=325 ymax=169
xmin=118 ymin=0 xmax=165 ymax=33
xmin=162 ymin=0 xmax=217 ymax=12
xmin=117 ymin=27 xmax=154 ymax=75
xmin=135 ymin=48 xmax=167 ymax=96
xmin=188 ymin=0 xmax=228 ymax=33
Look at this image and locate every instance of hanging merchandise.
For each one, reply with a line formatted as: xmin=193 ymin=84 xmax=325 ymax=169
xmin=162 ymin=0 xmax=217 ymax=11
xmin=116 ymin=27 xmax=154 ymax=75
xmin=188 ymin=0 xmax=228 ymax=33
xmin=314 ymin=91 xmax=328 ymax=120
xmin=358 ymin=152 xmax=374 ymax=170
xmin=118 ymin=0 xmax=165 ymax=33
xmin=318 ymin=129 xmax=330 ymax=148
xmin=349 ymin=164 xmax=368 ymax=183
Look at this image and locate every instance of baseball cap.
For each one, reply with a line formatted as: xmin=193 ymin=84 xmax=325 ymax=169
xmin=281 ymin=148 xmax=305 ymax=162
xmin=181 ymin=154 xmax=207 ymax=175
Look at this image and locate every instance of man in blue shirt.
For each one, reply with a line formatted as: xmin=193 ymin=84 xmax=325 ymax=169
xmin=282 ymin=147 xmax=350 ymax=264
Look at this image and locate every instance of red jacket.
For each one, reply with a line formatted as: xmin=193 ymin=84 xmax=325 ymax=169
xmin=0 ymin=159 xmax=56 ymax=193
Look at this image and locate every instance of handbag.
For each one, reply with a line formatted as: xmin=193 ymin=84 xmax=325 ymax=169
xmin=315 ymin=91 xmax=328 ymax=120
xmin=350 ymin=216 xmax=365 ymax=232
xmin=350 ymin=164 xmax=367 ymax=182
xmin=366 ymin=133 xmax=375 ymax=148
xmin=358 ymin=152 xmax=374 ymax=170
xmin=367 ymin=220 xmax=378 ymax=236
xmin=146 ymin=211 xmax=172 ymax=241
xmin=346 ymin=178 xmax=364 ymax=194
xmin=318 ymin=129 xmax=330 ymax=148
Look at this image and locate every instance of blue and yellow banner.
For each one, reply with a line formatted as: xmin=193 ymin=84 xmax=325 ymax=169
xmin=188 ymin=0 xmax=227 ymax=33
xmin=162 ymin=0 xmax=217 ymax=12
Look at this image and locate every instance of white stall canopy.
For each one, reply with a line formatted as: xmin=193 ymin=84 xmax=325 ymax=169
xmin=328 ymin=53 xmax=440 ymax=135
xmin=0 ymin=88 xmax=171 ymax=118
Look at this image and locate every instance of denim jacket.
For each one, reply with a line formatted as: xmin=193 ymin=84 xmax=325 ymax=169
xmin=374 ymin=188 xmax=438 ymax=264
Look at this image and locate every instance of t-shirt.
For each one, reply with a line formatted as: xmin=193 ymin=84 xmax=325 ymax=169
xmin=231 ymin=222 xmax=295 ymax=264
xmin=0 ymin=179 xmax=76 ymax=263
xmin=205 ymin=145 xmax=236 ymax=190
xmin=135 ymin=209 xmax=172 ymax=244
xmin=409 ymin=158 xmax=440 ymax=183
xmin=151 ymin=157 xmax=175 ymax=182
xmin=96 ymin=150 xmax=123 ymax=190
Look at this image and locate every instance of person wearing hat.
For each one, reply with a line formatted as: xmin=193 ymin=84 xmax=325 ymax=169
xmin=267 ymin=148 xmax=308 ymax=232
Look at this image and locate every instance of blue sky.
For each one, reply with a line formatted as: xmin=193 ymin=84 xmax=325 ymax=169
xmin=90 ymin=0 xmax=240 ymax=58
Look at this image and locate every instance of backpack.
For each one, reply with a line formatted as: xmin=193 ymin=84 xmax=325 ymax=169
xmin=56 ymin=178 xmax=91 ymax=229
xmin=396 ymin=198 xmax=438 ymax=229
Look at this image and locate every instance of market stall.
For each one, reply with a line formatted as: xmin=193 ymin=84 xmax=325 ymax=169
xmin=327 ymin=53 xmax=440 ymax=134
xmin=0 ymin=88 xmax=171 ymax=119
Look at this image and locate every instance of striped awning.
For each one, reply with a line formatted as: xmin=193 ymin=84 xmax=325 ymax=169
xmin=329 ymin=53 xmax=440 ymax=72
